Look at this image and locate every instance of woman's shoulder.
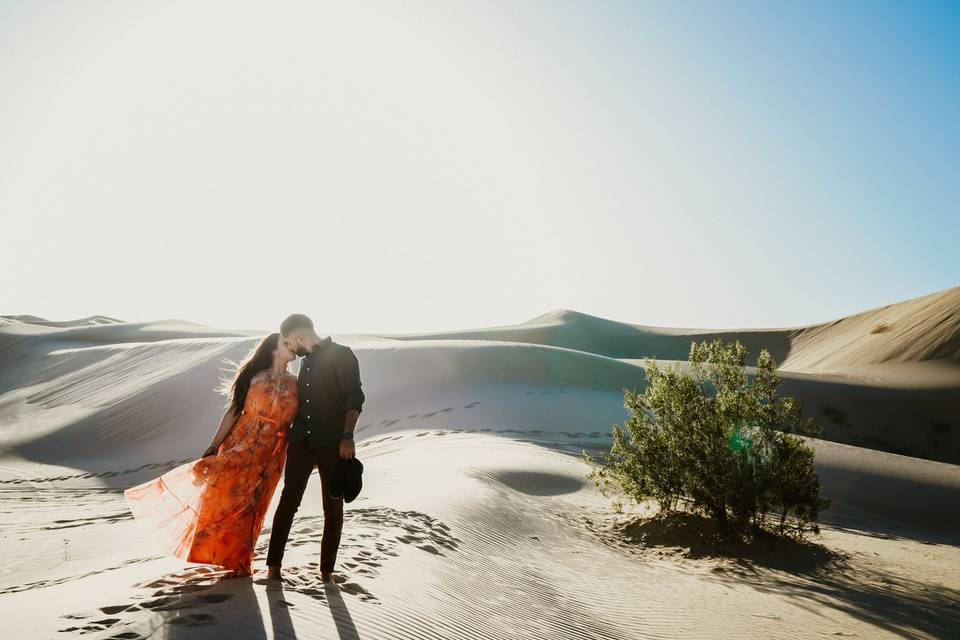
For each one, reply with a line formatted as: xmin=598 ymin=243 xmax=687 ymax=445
xmin=249 ymin=369 xmax=297 ymax=386
xmin=250 ymin=370 xmax=279 ymax=385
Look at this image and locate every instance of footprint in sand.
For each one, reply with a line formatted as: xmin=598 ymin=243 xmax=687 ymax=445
xmin=0 ymin=458 xmax=196 ymax=486
xmin=58 ymin=567 xmax=235 ymax=636
xmin=98 ymin=604 xmax=134 ymax=615
xmin=0 ymin=555 xmax=163 ymax=595
xmin=60 ymin=506 xmax=460 ymax=633
xmin=168 ymin=612 xmax=215 ymax=626
xmin=44 ymin=511 xmax=134 ymax=530
xmin=339 ymin=581 xmax=375 ymax=600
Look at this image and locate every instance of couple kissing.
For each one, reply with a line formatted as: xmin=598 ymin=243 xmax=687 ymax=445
xmin=124 ymin=313 xmax=364 ymax=584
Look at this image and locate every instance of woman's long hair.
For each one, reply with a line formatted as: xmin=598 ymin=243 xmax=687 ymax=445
xmin=223 ymin=333 xmax=280 ymax=416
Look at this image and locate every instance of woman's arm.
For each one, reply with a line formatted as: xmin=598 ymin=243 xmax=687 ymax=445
xmin=202 ymin=405 xmax=241 ymax=457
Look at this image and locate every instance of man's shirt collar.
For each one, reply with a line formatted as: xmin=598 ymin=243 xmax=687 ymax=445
xmin=306 ymin=336 xmax=332 ymax=357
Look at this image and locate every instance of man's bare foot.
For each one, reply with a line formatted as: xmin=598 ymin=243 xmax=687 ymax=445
xmin=321 ymin=570 xmax=333 ymax=583
xmin=267 ymin=566 xmax=282 ymax=581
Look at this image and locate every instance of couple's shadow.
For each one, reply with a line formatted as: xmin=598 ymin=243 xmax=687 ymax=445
xmin=263 ymin=577 xmax=363 ymax=640
xmin=160 ymin=573 xmax=360 ymax=640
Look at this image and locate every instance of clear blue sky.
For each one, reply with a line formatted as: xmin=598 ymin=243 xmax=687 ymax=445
xmin=1 ymin=1 xmax=957 ymax=332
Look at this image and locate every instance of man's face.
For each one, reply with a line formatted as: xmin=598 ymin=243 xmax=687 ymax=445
xmin=282 ymin=330 xmax=310 ymax=357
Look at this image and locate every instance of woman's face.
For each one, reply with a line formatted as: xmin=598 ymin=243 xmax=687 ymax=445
xmin=273 ymin=337 xmax=296 ymax=364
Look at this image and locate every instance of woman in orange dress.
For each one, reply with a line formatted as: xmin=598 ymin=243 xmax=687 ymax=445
xmin=124 ymin=333 xmax=299 ymax=577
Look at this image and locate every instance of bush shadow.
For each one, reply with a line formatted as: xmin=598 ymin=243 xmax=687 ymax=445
xmin=616 ymin=510 xmax=840 ymax=574
xmin=615 ymin=511 xmax=960 ymax=638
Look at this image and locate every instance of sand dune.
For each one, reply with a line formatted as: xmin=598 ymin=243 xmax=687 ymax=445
xmin=1 ymin=314 xmax=124 ymax=328
xmin=782 ymin=286 xmax=960 ymax=372
xmin=1 ymin=300 xmax=959 ymax=638
xmin=380 ymin=287 xmax=960 ymax=464
xmin=0 ymin=316 xmax=258 ymax=342
xmin=380 ymin=308 xmax=798 ymax=363
xmin=381 ymin=287 xmax=960 ymax=375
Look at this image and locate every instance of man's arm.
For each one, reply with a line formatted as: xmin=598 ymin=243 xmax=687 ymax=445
xmin=338 ymin=348 xmax=365 ymax=437
xmin=344 ymin=408 xmax=361 ymax=436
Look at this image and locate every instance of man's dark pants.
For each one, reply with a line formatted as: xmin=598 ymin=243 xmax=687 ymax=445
xmin=266 ymin=440 xmax=343 ymax=573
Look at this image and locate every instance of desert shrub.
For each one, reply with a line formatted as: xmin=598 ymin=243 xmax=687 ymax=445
xmin=869 ymin=322 xmax=889 ymax=334
xmin=584 ymin=338 xmax=829 ymax=541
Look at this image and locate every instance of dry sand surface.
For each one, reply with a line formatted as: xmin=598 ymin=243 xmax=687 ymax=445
xmin=1 ymin=289 xmax=958 ymax=639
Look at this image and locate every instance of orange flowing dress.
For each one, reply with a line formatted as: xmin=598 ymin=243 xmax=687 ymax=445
xmin=124 ymin=373 xmax=299 ymax=575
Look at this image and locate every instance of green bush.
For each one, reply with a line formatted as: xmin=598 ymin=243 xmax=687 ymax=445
xmin=583 ymin=338 xmax=829 ymax=541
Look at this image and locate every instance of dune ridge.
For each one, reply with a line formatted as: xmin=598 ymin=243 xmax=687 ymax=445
xmin=782 ymin=286 xmax=960 ymax=371
xmin=378 ymin=286 xmax=960 ymax=376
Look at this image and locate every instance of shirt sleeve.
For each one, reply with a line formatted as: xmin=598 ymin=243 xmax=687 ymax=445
xmin=338 ymin=347 xmax=365 ymax=413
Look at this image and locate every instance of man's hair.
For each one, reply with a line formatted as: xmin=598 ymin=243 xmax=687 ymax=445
xmin=280 ymin=313 xmax=314 ymax=336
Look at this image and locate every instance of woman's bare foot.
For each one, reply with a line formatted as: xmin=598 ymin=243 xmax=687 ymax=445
xmin=224 ymin=568 xmax=252 ymax=579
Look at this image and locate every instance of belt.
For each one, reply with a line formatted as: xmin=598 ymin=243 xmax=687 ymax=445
xmin=249 ymin=412 xmax=287 ymax=437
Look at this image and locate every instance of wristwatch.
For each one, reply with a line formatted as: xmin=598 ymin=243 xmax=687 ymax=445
xmin=342 ymin=432 xmax=354 ymax=440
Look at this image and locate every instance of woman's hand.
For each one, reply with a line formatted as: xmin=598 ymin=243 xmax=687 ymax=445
xmin=202 ymin=406 xmax=239 ymax=461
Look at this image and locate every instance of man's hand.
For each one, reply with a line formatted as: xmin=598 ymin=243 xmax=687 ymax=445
xmin=340 ymin=409 xmax=361 ymax=460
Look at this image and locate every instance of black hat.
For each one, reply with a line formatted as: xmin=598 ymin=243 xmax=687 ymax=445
xmin=328 ymin=456 xmax=363 ymax=503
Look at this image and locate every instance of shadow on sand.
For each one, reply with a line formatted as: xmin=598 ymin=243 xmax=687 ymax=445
xmin=615 ymin=511 xmax=960 ymax=638
xmin=59 ymin=564 xmax=363 ymax=640
xmin=262 ymin=578 xmax=360 ymax=639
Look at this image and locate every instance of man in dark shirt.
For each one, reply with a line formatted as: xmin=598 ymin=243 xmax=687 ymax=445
xmin=266 ymin=313 xmax=365 ymax=583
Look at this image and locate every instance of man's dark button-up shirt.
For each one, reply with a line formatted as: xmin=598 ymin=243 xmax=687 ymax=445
xmin=287 ymin=337 xmax=365 ymax=448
